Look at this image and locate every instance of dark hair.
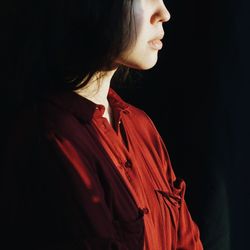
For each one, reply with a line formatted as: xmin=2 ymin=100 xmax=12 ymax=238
xmin=42 ymin=0 xmax=135 ymax=93
xmin=3 ymin=0 xmax=136 ymax=144
xmin=3 ymin=0 xmax=137 ymax=121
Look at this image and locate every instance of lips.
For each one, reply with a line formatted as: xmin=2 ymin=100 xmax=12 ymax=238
xmin=148 ymin=33 xmax=164 ymax=50
xmin=148 ymin=39 xmax=163 ymax=50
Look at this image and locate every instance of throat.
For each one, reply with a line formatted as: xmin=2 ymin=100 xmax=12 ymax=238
xmin=103 ymin=104 xmax=114 ymax=126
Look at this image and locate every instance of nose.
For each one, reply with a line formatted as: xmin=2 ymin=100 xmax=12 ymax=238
xmin=151 ymin=2 xmax=171 ymax=24
xmin=161 ymin=5 xmax=171 ymax=23
xmin=159 ymin=3 xmax=171 ymax=23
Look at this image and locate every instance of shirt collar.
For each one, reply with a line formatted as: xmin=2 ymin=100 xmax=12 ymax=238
xmin=44 ymin=88 xmax=130 ymax=123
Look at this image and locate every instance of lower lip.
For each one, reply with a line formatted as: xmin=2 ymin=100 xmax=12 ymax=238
xmin=148 ymin=39 xmax=163 ymax=50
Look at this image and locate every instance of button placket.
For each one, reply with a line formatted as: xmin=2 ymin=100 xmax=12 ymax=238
xmin=142 ymin=207 xmax=149 ymax=214
xmin=115 ymin=158 xmax=123 ymax=170
xmin=124 ymin=159 xmax=132 ymax=168
xmin=125 ymin=169 xmax=132 ymax=182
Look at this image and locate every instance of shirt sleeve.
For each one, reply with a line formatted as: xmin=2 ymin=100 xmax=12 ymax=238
xmin=48 ymin=131 xmax=145 ymax=249
xmin=156 ymin=133 xmax=204 ymax=250
xmin=176 ymin=194 xmax=204 ymax=250
xmin=0 ymin=116 xmax=142 ymax=250
xmin=134 ymin=110 xmax=204 ymax=249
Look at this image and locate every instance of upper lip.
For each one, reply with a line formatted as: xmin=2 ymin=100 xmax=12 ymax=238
xmin=149 ymin=33 xmax=165 ymax=41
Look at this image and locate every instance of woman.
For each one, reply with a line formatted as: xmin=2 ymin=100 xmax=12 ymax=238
xmin=1 ymin=0 xmax=203 ymax=249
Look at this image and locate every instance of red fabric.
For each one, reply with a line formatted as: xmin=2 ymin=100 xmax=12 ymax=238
xmin=2 ymin=88 xmax=203 ymax=249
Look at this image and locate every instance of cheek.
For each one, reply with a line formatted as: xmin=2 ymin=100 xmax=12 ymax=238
xmin=132 ymin=1 xmax=145 ymax=38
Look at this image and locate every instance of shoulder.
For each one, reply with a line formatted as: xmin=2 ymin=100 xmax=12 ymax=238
xmin=110 ymin=88 xmax=159 ymax=135
xmin=3 ymin=99 xmax=76 ymax=169
xmin=128 ymin=104 xmax=154 ymax=123
xmin=126 ymin=103 xmax=161 ymax=142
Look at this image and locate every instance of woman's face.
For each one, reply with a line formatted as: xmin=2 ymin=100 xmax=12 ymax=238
xmin=116 ymin=0 xmax=171 ymax=70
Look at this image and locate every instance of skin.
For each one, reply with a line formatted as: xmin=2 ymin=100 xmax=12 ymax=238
xmin=117 ymin=0 xmax=170 ymax=69
xmin=75 ymin=0 xmax=171 ymax=123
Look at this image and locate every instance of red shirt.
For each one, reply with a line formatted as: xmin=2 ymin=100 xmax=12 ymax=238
xmin=2 ymin=88 xmax=203 ymax=250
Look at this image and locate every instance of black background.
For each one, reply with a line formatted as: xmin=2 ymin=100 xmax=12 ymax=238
xmin=117 ymin=1 xmax=250 ymax=249
xmin=1 ymin=1 xmax=250 ymax=249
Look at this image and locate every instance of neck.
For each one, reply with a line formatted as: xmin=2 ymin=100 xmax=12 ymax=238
xmin=74 ymin=69 xmax=117 ymax=123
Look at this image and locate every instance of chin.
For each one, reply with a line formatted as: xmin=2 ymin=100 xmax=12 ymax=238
xmin=134 ymin=58 xmax=158 ymax=70
xmin=141 ymin=61 xmax=158 ymax=70
xmin=125 ymin=55 xmax=159 ymax=70
xmin=117 ymin=52 xmax=159 ymax=70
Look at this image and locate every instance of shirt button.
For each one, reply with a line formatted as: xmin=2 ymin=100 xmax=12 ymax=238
xmin=124 ymin=159 xmax=132 ymax=168
xmin=142 ymin=207 xmax=149 ymax=214
xmin=125 ymin=171 xmax=132 ymax=182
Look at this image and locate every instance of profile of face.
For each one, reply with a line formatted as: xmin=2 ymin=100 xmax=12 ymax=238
xmin=116 ymin=0 xmax=171 ymax=70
